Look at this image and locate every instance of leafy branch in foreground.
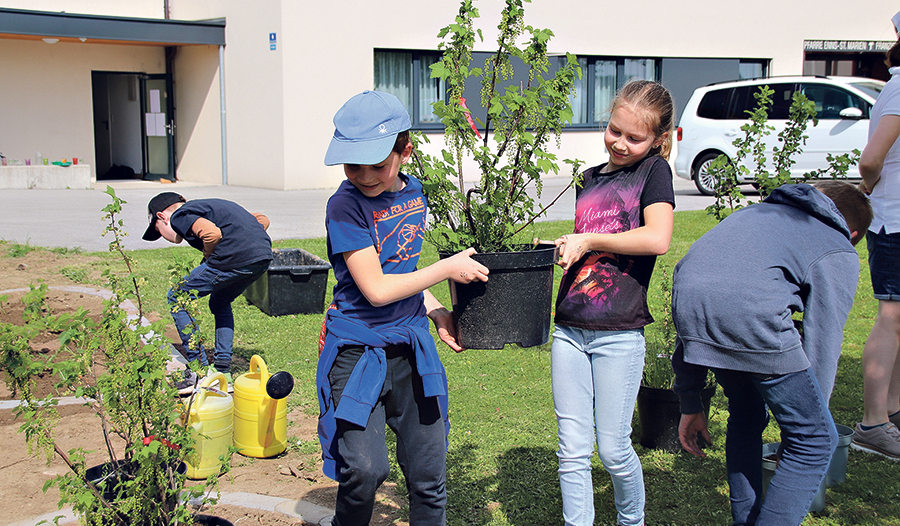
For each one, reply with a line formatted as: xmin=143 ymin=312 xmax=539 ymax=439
xmin=0 ymin=186 xmax=223 ymax=526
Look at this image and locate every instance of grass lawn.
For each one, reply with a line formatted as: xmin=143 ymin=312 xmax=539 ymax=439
xmin=10 ymin=209 xmax=900 ymax=525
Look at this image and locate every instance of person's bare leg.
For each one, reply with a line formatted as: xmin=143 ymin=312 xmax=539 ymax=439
xmin=862 ymin=300 xmax=900 ymax=426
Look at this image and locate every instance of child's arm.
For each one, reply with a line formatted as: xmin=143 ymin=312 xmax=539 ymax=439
xmin=424 ymin=289 xmax=464 ymax=352
xmin=190 ymin=218 xmax=223 ymax=260
xmin=343 ymin=246 xmax=488 ymax=308
xmin=555 ymin=202 xmax=674 ymax=270
xmin=252 ymin=213 xmax=271 ymax=230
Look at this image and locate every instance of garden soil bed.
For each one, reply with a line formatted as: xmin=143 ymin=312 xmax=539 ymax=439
xmin=0 ymin=250 xmax=407 ymax=526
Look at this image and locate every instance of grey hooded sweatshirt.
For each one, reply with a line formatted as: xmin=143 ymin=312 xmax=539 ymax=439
xmin=672 ymin=184 xmax=859 ymax=414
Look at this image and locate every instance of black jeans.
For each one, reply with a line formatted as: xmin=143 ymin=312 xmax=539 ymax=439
xmin=328 ymin=344 xmax=447 ymax=526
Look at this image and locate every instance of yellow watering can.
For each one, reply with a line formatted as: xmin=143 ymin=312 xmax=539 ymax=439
xmin=233 ymin=355 xmax=294 ymax=458
xmin=183 ymin=372 xmax=233 ymax=479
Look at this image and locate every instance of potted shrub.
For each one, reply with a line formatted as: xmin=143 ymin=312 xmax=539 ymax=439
xmin=409 ymin=0 xmax=583 ymax=349
xmin=637 ymin=267 xmax=716 ymax=452
xmin=0 ymin=187 xmax=230 ymax=526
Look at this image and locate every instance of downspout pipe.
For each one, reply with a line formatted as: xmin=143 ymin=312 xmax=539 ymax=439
xmin=220 ymin=44 xmax=228 ymax=185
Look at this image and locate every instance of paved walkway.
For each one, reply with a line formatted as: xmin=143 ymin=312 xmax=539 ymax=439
xmin=0 ymin=176 xmax=712 ymax=253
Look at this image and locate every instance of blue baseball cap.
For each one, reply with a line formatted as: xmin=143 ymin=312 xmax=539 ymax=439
xmin=324 ymin=90 xmax=411 ymax=166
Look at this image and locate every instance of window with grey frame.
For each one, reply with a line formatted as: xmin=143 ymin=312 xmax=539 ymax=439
xmin=566 ymin=57 xmax=659 ymax=128
xmin=375 ymin=51 xmax=667 ymax=130
xmin=374 ymin=50 xmax=445 ymax=129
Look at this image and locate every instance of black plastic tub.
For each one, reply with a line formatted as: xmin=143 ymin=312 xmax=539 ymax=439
xmin=444 ymin=245 xmax=557 ymax=350
xmin=244 ymin=248 xmax=331 ymax=316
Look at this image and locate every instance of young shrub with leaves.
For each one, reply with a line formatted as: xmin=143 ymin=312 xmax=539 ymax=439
xmin=410 ymin=0 xmax=583 ymax=254
xmin=705 ymin=85 xmax=860 ymax=222
xmin=0 ymin=187 xmax=223 ymax=526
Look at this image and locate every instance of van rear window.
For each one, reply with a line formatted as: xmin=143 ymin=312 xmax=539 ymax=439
xmin=697 ymin=89 xmax=730 ymax=119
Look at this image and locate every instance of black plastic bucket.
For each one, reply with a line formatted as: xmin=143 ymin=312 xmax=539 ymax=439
xmin=636 ymin=384 xmax=716 ymax=452
xmin=446 ymin=246 xmax=556 ymax=350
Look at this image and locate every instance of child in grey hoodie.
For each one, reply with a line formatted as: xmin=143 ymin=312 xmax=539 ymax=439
xmin=673 ymin=181 xmax=871 ymax=526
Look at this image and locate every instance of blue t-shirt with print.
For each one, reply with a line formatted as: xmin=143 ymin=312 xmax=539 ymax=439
xmin=325 ymin=173 xmax=427 ymax=327
xmin=554 ymin=155 xmax=675 ymax=331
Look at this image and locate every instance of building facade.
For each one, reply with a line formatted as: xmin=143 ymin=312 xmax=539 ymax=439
xmin=0 ymin=0 xmax=896 ymax=190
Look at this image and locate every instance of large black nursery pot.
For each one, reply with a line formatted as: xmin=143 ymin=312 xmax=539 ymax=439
xmin=636 ymin=383 xmax=716 ymax=453
xmin=445 ymin=245 xmax=556 ymax=350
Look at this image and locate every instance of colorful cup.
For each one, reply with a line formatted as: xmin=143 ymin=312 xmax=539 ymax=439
xmin=43 ymin=158 xmax=48 ymax=165
xmin=73 ymin=158 xmax=78 ymax=165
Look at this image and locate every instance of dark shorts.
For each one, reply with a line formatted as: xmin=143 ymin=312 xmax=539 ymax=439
xmin=868 ymin=227 xmax=900 ymax=301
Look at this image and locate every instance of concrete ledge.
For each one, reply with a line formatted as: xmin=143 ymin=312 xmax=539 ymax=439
xmin=0 ymin=164 xmax=92 ymax=189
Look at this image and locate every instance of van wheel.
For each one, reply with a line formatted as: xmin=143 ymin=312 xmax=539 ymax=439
xmin=693 ymin=153 xmax=723 ymax=196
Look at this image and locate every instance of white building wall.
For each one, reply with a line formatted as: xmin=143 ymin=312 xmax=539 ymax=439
xmin=0 ymin=0 xmax=163 ymax=18
xmin=0 ymin=37 xmax=164 ymax=178
xmin=2 ymin=0 xmax=898 ymax=189
xmin=172 ymin=45 xmax=224 ymax=185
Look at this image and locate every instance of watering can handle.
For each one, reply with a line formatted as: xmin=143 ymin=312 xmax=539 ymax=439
xmin=191 ymin=372 xmax=228 ymax=420
xmin=249 ymin=354 xmax=271 ymax=383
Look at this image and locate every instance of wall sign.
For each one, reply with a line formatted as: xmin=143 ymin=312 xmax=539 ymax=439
xmin=804 ymin=40 xmax=893 ymax=53
xmin=270 ymin=32 xmax=277 ymax=51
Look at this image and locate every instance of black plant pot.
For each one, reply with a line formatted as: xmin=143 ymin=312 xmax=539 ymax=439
xmin=85 ymin=459 xmax=187 ymax=502
xmin=636 ymin=384 xmax=717 ymax=453
xmin=195 ymin=514 xmax=234 ymax=526
xmin=445 ymin=246 xmax=556 ymax=350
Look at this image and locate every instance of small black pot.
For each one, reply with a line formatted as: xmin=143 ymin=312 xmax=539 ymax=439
xmin=194 ymin=514 xmax=234 ymax=526
xmin=636 ymin=384 xmax=717 ymax=453
xmin=445 ymin=246 xmax=557 ymax=350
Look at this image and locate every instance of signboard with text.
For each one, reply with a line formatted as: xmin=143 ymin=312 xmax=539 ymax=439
xmin=804 ymin=40 xmax=893 ymax=53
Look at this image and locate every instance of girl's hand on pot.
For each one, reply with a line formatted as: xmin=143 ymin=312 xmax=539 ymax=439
xmin=555 ymin=234 xmax=589 ymax=271
xmin=447 ymin=248 xmax=489 ymax=283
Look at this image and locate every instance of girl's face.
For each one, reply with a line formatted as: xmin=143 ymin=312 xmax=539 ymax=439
xmin=603 ymin=103 xmax=665 ymax=171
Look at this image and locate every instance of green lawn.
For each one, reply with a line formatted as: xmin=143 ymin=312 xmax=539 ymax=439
xmin=13 ymin=210 xmax=900 ymax=525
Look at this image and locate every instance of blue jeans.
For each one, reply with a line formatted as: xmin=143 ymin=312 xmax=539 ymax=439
xmin=167 ymin=259 xmax=270 ymax=373
xmin=714 ymin=367 xmax=837 ymax=526
xmin=551 ymin=325 xmax=645 ymax=526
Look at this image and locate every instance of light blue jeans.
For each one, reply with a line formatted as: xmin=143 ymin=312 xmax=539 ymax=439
xmin=552 ymin=325 xmax=646 ymax=526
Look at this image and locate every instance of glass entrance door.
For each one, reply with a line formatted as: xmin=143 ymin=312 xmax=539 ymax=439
xmin=142 ymin=75 xmax=175 ymax=181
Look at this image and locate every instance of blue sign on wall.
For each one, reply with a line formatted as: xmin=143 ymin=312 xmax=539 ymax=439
xmin=269 ymin=32 xmax=277 ymax=50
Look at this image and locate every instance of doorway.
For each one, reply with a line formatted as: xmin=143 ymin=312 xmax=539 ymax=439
xmin=92 ymin=72 xmax=175 ymax=181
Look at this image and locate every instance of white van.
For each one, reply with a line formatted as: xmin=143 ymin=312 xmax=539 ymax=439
xmin=674 ymin=76 xmax=884 ymax=195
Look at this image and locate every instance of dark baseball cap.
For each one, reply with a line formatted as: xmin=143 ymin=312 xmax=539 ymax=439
xmin=142 ymin=192 xmax=186 ymax=241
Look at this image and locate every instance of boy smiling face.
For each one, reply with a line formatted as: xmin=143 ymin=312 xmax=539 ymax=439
xmin=343 ymin=142 xmax=413 ymax=198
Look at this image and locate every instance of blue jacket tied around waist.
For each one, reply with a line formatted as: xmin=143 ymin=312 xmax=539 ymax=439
xmin=316 ymin=308 xmax=450 ymax=481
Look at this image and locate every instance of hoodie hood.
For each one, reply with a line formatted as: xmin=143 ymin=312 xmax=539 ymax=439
xmin=763 ymin=184 xmax=851 ymax=241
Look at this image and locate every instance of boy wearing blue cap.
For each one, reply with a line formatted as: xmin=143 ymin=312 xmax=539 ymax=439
xmin=317 ymin=90 xmax=489 ymax=526
xmin=143 ymin=192 xmax=272 ymax=394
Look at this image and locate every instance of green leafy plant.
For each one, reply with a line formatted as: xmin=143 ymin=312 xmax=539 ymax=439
xmin=705 ymin=85 xmax=860 ymax=222
xmin=643 ymin=267 xmax=678 ymax=389
xmin=409 ymin=0 xmax=583 ymax=254
xmin=643 ymin=266 xmax=715 ymax=390
xmin=0 ymin=186 xmax=223 ymax=525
